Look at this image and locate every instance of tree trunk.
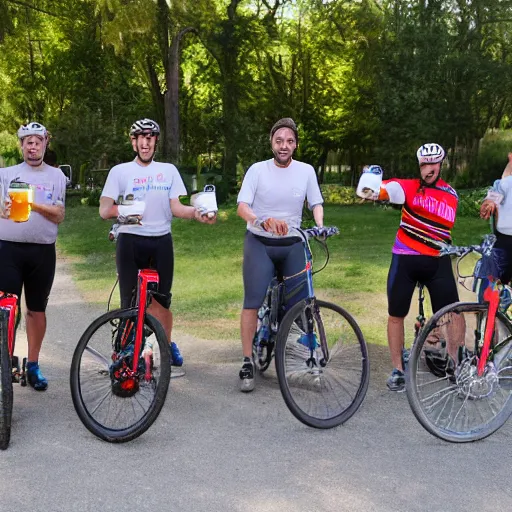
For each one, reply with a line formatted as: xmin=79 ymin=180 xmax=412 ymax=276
xmin=146 ymin=56 xmax=165 ymax=141
xmin=317 ymin=148 xmax=328 ymax=184
xmin=221 ymin=73 xmax=239 ymax=182
xmin=164 ymin=27 xmax=196 ymax=164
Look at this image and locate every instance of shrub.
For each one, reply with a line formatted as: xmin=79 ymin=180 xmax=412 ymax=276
xmin=80 ymin=188 xmax=102 ymax=207
xmin=457 ymin=188 xmax=488 ymax=217
xmin=466 ymin=130 xmax=512 ymax=187
xmin=320 ymin=185 xmax=358 ymax=205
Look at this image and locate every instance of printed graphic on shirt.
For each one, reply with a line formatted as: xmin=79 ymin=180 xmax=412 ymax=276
xmin=131 ymin=174 xmax=172 ymax=200
xmin=383 ymin=178 xmax=458 ymax=256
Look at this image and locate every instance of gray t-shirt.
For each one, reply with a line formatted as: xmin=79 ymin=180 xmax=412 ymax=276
xmin=0 ymin=162 xmax=66 ymax=244
xmin=101 ymin=159 xmax=187 ymax=237
xmin=237 ymin=159 xmax=324 ymax=237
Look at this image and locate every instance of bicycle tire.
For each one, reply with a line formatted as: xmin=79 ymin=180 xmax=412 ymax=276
xmin=275 ymin=299 xmax=369 ymax=429
xmin=406 ymin=301 xmax=512 ymax=443
xmin=252 ymin=337 xmax=274 ymax=373
xmin=0 ymin=310 xmax=13 ymax=450
xmin=70 ymin=308 xmax=171 ymax=443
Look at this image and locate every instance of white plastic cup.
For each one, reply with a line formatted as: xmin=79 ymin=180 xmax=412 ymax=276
xmin=356 ymin=165 xmax=383 ymax=198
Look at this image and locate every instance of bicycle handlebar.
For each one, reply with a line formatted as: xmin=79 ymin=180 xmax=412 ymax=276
xmin=301 ymin=226 xmax=340 ymax=239
xmin=437 ymin=234 xmax=496 ymax=259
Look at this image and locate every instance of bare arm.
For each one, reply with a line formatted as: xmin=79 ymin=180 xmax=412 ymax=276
xmin=170 ymin=198 xmax=216 ymax=224
xmin=99 ymin=196 xmax=119 ymax=220
xmin=237 ymin=202 xmax=258 ymax=224
xmin=312 ymin=204 xmax=324 ymax=227
xmin=31 ymin=203 xmax=65 ymax=225
xmin=237 ymin=201 xmax=287 ymax=235
xmin=170 ymin=198 xmax=196 ymax=219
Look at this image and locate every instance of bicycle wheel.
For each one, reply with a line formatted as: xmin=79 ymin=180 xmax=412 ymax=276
xmin=275 ymin=299 xmax=369 ymax=429
xmin=0 ymin=310 xmax=13 ymax=450
xmin=406 ymin=302 xmax=512 ymax=443
xmin=70 ymin=308 xmax=171 ymax=443
xmin=253 ymin=336 xmax=274 ymax=373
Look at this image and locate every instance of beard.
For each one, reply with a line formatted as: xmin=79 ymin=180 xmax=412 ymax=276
xmin=136 ymin=149 xmax=155 ymax=163
xmin=26 ymin=155 xmax=44 ymax=166
xmin=272 ymin=149 xmax=292 ymax=166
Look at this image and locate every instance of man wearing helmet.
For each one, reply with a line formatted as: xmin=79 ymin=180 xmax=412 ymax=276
xmin=0 ymin=122 xmax=67 ymax=391
xmin=236 ymin=117 xmax=324 ymax=392
xmin=99 ymin=118 xmax=215 ymax=372
xmin=360 ymin=143 xmax=460 ymax=391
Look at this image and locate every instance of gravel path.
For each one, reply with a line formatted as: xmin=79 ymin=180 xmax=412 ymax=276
xmin=0 ymin=256 xmax=510 ymax=512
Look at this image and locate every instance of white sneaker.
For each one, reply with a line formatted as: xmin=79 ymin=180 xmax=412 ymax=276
xmin=239 ymin=360 xmax=255 ymax=392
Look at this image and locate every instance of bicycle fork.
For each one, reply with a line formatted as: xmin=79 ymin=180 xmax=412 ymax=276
xmin=309 ymin=302 xmax=328 ymax=367
xmin=480 ymin=283 xmax=501 ymax=376
xmin=133 ymin=270 xmax=159 ymax=379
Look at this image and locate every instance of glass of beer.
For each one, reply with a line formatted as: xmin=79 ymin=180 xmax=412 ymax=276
xmin=8 ymin=182 xmax=33 ymax=223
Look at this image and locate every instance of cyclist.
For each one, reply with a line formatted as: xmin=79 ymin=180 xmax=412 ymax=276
xmin=480 ymin=153 xmax=512 ymax=285
xmin=236 ymin=117 xmax=324 ymax=392
xmin=0 ymin=122 xmax=67 ymax=391
xmin=99 ymin=118 xmax=215 ymax=371
xmin=361 ymin=143 xmax=460 ymax=391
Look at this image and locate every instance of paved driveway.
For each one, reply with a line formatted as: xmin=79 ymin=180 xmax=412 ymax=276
xmin=1 ymin=258 xmax=510 ymax=512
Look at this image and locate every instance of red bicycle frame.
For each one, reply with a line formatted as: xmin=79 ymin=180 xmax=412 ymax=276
xmin=480 ymin=282 xmax=501 ymax=376
xmin=0 ymin=291 xmax=18 ymax=359
xmin=133 ymin=269 xmax=159 ymax=376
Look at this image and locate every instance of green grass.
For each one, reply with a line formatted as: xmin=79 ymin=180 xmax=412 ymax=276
xmin=57 ymin=203 xmax=491 ymax=344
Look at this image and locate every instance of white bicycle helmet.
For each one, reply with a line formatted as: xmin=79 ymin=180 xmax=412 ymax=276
xmin=416 ymin=143 xmax=445 ymax=165
xmin=130 ymin=118 xmax=160 ymax=136
xmin=17 ymin=122 xmax=48 ymax=140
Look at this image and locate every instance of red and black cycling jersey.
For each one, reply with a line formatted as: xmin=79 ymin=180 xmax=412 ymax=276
xmin=380 ymin=178 xmax=458 ymax=256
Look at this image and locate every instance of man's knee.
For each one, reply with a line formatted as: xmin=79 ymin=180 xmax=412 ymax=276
xmin=153 ymin=292 xmax=172 ymax=310
xmin=388 ymin=315 xmax=405 ymax=326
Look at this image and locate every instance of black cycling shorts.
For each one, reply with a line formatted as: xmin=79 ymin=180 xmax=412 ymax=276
xmin=387 ymin=253 xmax=459 ymax=318
xmin=493 ymin=232 xmax=512 ymax=284
xmin=116 ymin=233 xmax=174 ymax=309
xmin=0 ymin=240 xmax=56 ymax=312
xmin=242 ymin=231 xmax=305 ymax=309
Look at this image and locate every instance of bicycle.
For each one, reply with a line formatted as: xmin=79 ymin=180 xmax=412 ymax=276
xmin=252 ymin=226 xmax=370 ymax=429
xmin=70 ymin=264 xmax=171 ymax=443
xmin=406 ymin=234 xmax=512 ymax=442
xmin=0 ymin=292 xmax=26 ymax=450
xmin=404 ymin=283 xmax=451 ymax=379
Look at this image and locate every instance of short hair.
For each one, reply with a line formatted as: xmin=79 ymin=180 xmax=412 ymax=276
xmin=269 ymin=118 xmax=298 ymax=143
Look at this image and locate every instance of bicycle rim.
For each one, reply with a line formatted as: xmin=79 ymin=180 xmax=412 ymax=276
xmin=406 ymin=302 xmax=512 ymax=443
xmin=275 ymin=299 xmax=369 ymax=429
xmin=70 ymin=308 xmax=171 ymax=443
xmin=0 ymin=310 xmax=13 ymax=450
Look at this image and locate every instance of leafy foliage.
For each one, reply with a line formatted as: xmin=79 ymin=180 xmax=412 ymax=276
xmin=1 ymin=0 xmax=512 ymax=195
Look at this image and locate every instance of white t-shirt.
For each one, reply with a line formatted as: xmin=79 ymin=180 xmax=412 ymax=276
xmin=493 ymin=177 xmax=512 ymax=236
xmin=101 ymin=159 xmax=187 ymax=237
xmin=237 ymin=159 xmax=324 ymax=237
xmin=0 ymin=162 xmax=67 ymax=244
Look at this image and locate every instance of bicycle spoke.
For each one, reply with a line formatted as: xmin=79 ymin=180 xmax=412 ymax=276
xmin=276 ymin=300 xmax=369 ymax=428
xmin=407 ymin=303 xmax=512 ymax=442
xmin=71 ymin=308 xmax=171 ymax=442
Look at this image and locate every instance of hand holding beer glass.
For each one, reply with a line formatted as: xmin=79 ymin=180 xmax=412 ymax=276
xmin=0 ymin=182 xmax=33 ymax=222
